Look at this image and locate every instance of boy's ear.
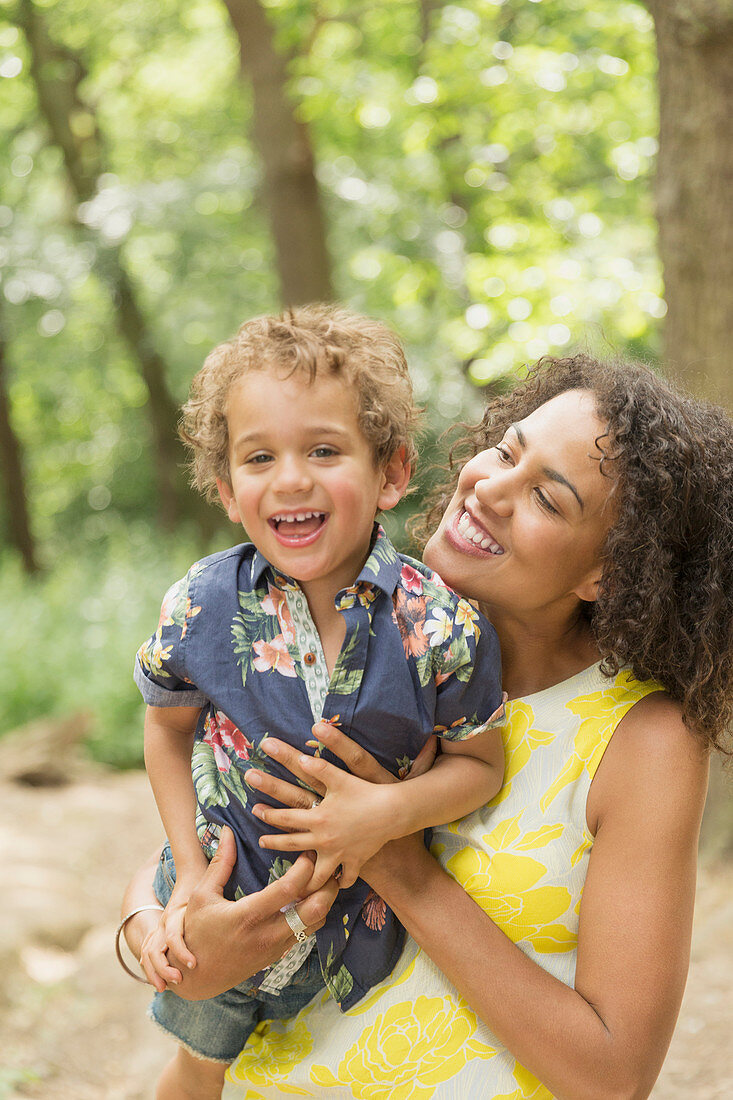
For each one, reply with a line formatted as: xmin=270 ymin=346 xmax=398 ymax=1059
xmin=377 ymin=448 xmax=411 ymax=513
xmin=216 ymin=477 xmax=241 ymax=524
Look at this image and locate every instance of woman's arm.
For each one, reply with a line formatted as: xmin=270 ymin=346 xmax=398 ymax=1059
xmin=365 ymin=692 xmax=708 ymax=1100
xmin=121 ymin=845 xmax=178 ymax=991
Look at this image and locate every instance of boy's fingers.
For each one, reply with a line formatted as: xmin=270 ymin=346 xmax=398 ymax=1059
xmin=297 ymin=753 xmax=350 ymax=791
xmin=252 ymin=804 xmax=313 ymax=830
xmin=166 ymin=931 xmax=197 ymax=970
xmin=141 ymin=944 xmax=180 ymax=990
xmin=259 ymin=831 xmax=313 ymax=852
xmin=260 ymin=738 xmax=325 ymax=791
xmin=246 ymin=768 xmax=325 ymax=807
xmin=310 ymin=723 xmax=395 ymax=784
xmin=139 ymin=949 xmax=163 ymax=990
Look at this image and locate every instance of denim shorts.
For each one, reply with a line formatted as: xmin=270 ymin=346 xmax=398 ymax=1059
xmin=149 ymin=844 xmax=325 ymax=1063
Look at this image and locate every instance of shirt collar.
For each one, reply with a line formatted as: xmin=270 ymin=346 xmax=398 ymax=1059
xmin=249 ymin=523 xmax=402 ymax=597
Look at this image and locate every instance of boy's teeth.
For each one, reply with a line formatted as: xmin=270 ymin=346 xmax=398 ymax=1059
xmin=273 ymin=511 xmax=320 ymax=523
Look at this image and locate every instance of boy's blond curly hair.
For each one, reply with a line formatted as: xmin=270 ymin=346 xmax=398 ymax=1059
xmin=180 ymin=303 xmax=420 ymax=502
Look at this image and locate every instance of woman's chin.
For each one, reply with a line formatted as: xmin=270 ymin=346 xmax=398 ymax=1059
xmin=422 ymin=533 xmax=445 ymax=576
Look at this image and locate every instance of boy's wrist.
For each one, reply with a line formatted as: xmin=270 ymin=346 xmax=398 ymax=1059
xmin=171 ymin=849 xmax=209 ymax=880
xmin=373 ymin=782 xmax=409 ymax=845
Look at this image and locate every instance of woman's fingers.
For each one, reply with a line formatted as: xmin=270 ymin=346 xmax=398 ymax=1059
xmin=198 ymin=825 xmax=237 ymax=897
xmin=293 ymin=875 xmax=340 ymax=932
xmin=239 ymin=852 xmax=317 ymax=923
xmin=407 ymin=734 xmax=438 ymax=779
xmin=246 ymin=767 xmax=323 ymax=808
xmin=310 ymin=721 xmax=396 ymax=784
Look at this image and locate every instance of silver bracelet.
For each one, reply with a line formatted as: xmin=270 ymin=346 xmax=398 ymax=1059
xmin=115 ymin=904 xmax=164 ymax=984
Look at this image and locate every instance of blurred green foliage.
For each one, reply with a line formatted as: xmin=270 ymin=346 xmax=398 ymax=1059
xmin=1 ymin=0 xmax=662 ymax=762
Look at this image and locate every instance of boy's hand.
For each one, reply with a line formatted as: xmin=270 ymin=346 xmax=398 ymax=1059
xmin=254 ymin=752 xmax=398 ymax=890
xmin=140 ymin=916 xmax=183 ymax=992
xmin=160 ymin=871 xmax=205 ymax=971
xmin=249 ymin=722 xmax=438 ymax=890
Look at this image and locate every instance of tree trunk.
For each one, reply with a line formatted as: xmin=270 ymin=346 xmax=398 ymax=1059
xmin=0 ymin=311 xmax=40 ymax=573
xmin=644 ymin=0 xmax=733 ymax=410
xmin=18 ymin=0 xmax=191 ymax=529
xmin=222 ymin=0 xmax=333 ymax=306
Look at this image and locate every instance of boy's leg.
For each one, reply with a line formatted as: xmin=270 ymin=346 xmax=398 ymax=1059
xmin=156 ymin=1047 xmax=228 ymax=1100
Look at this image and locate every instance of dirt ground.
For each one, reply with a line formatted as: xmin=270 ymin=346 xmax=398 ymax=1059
xmin=1 ymin=763 xmax=731 ymax=1099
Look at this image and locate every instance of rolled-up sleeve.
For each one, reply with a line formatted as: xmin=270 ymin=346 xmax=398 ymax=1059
xmin=431 ymin=599 xmax=504 ymax=742
xmin=134 ymin=573 xmax=208 ymax=709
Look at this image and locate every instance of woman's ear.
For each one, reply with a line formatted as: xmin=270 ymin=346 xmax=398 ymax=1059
xmin=216 ymin=477 xmax=241 ymax=524
xmin=377 ymin=448 xmax=411 ymax=512
xmin=573 ymin=566 xmax=602 ymax=604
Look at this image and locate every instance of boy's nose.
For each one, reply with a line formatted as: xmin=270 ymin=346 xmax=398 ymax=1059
xmin=273 ymin=456 xmax=313 ymax=494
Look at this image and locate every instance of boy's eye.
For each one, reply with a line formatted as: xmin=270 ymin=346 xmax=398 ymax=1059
xmin=247 ymin=453 xmax=273 ymax=465
xmin=311 ymin=446 xmax=338 ymax=458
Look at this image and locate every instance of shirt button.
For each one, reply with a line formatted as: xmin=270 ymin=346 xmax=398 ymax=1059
xmin=304 ymin=652 xmax=317 ymax=665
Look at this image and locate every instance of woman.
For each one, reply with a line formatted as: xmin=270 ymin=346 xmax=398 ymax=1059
xmin=122 ymin=354 xmax=733 ymax=1098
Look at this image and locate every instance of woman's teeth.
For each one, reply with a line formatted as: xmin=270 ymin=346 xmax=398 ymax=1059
xmin=457 ymin=511 xmax=504 ymax=554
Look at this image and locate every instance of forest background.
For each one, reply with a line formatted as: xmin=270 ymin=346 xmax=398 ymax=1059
xmin=1 ymin=0 xmax=731 ymax=845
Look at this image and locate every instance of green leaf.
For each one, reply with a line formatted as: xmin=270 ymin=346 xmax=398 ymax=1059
xmin=191 ymin=742 xmax=229 ymax=810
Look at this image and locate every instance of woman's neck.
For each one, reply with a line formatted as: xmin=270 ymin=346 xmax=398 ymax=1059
xmin=483 ymin=602 xmax=600 ymax=700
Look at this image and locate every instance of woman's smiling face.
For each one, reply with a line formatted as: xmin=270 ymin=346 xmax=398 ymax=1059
xmin=424 ymin=390 xmax=615 ymax=616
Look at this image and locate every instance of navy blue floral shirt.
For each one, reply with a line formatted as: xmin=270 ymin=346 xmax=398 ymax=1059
xmin=135 ymin=525 xmax=503 ymax=1010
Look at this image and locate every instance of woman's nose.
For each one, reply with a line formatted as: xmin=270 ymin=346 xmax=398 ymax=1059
xmin=473 ymin=469 xmax=513 ymax=516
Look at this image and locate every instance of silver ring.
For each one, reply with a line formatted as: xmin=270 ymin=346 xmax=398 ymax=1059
xmin=283 ymin=904 xmax=308 ymax=943
xmin=311 ymin=797 xmax=322 ymax=809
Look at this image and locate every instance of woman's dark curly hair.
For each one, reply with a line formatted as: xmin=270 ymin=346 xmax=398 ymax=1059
xmin=418 ymin=354 xmax=733 ymax=755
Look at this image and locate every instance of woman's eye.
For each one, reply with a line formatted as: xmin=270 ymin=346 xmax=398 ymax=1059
xmin=495 ymin=445 xmax=513 ymax=464
xmin=534 ymin=488 xmax=558 ymax=515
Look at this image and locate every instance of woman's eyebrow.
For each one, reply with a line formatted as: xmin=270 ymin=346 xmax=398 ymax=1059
xmin=509 ymin=423 xmax=585 ymax=511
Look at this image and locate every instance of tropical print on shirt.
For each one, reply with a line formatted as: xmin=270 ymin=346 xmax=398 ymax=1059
xmin=135 ymin=524 xmax=504 ymax=1011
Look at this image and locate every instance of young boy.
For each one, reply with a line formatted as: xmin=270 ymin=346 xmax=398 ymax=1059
xmin=135 ymin=305 xmax=505 ymax=1098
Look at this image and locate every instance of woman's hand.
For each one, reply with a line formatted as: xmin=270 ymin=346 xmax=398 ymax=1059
xmin=250 ymin=722 xmax=438 ymax=890
xmin=167 ymin=826 xmax=339 ymax=1001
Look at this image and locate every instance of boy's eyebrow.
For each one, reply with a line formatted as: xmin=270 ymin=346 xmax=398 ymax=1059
xmin=231 ymin=424 xmax=353 ymax=449
xmin=509 ymin=423 xmax=584 ymax=511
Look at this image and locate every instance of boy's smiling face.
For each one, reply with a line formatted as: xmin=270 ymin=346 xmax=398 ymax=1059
xmin=217 ymin=368 xmax=408 ymax=604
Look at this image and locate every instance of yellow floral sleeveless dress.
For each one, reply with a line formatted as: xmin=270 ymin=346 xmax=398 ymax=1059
xmin=223 ymin=664 xmax=662 ymax=1100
